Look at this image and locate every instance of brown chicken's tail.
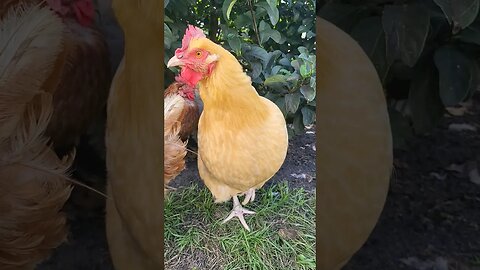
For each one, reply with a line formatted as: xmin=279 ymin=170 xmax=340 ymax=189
xmin=164 ymin=94 xmax=187 ymax=193
xmin=0 ymin=4 xmax=74 ymax=269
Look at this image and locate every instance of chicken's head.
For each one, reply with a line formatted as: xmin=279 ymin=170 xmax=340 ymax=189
xmin=46 ymin=0 xmax=95 ymax=27
xmin=167 ymin=25 xmax=220 ymax=88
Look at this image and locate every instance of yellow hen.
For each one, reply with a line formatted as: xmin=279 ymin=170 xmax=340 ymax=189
xmin=316 ymin=17 xmax=393 ymax=269
xmin=167 ymin=26 xmax=289 ymax=231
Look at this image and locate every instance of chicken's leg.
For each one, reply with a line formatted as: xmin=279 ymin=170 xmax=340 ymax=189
xmin=222 ymin=195 xmax=255 ymax=231
xmin=241 ymin=188 xmax=256 ymax=205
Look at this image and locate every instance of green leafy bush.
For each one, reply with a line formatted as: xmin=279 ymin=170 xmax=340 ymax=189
xmin=164 ymin=0 xmax=316 ymax=136
xmin=318 ymin=0 xmax=480 ymax=147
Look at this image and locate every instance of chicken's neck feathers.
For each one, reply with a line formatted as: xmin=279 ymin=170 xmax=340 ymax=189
xmin=199 ymin=48 xmax=269 ymax=125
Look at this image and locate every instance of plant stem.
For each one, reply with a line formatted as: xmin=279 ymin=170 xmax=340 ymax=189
xmin=247 ymin=0 xmax=261 ymax=46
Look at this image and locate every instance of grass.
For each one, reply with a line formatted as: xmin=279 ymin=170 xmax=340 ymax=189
xmin=164 ymin=181 xmax=316 ymax=270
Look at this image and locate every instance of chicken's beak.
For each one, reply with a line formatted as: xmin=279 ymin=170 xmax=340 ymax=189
xmin=167 ymin=56 xmax=184 ymax=68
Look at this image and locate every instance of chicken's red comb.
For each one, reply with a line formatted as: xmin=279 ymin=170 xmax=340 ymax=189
xmin=177 ymin=25 xmax=206 ymax=54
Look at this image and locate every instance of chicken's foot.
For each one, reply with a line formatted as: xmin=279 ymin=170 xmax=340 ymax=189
xmin=222 ymin=195 xmax=255 ymax=231
xmin=241 ymin=188 xmax=256 ymax=205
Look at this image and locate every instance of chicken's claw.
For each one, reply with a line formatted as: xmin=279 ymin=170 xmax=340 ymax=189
xmin=222 ymin=195 xmax=255 ymax=231
xmin=241 ymin=188 xmax=256 ymax=205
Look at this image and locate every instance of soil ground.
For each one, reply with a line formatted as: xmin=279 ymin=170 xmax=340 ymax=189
xmin=345 ymin=94 xmax=480 ymax=270
xmin=37 ymin=92 xmax=480 ymax=269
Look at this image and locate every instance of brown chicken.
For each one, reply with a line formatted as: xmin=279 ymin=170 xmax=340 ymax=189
xmin=0 ymin=4 xmax=74 ymax=269
xmin=167 ymin=25 xmax=289 ymax=231
xmin=164 ymin=92 xmax=187 ymax=191
xmin=164 ymin=77 xmax=200 ymax=141
xmin=1 ymin=0 xmax=111 ymax=155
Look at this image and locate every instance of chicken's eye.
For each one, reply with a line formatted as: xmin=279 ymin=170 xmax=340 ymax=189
xmin=195 ymin=51 xmax=202 ymax=58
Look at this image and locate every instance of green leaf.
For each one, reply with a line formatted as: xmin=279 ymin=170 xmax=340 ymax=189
xmin=306 ymin=31 xmax=316 ymax=39
xmin=264 ymin=74 xmax=288 ymax=85
xmin=271 ymin=65 xmax=283 ymax=75
xmin=227 ymin=37 xmax=241 ymax=53
xmin=269 ymin=31 xmax=282 ymax=44
xmin=279 ymin=57 xmax=291 ymax=66
xmin=300 ymin=64 xmax=309 ymax=77
xmin=165 ymin=0 xmax=170 ymax=8
xmin=300 ymin=85 xmax=316 ymax=102
xmin=221 ymin=26 xmax=242 ymax=54
xmin=251 ymin=62 xmax=263 ymax=79
xmin=291 ymin=59 xmax=300 ymax=71
xmin=256 ymin=1 xmax=279 ymax=26
xmin=264 ymin=50 xmax=282 ymax=70
xmin=222 ymin=0 xmax=238 ymax=21
xmin=298 ymin=24 xmax=310 ymax=33
xmin=457 ymin=19 xmax=480 ymax=45
xmin=301 ymin=106 xmax=316 ymax=126
xmin=258 ymin=20 xmax=283 ymax=44
xmin=408 ymin=62 xmax=445 ymax=134
xmin=285 ymin=93 xmax=301 ymax=114
xmin=298 ymin=46 xmax=308 ymax=55
xmin=234 ymin=13 xmax=252 ymax=29
xmin=286 ymin=73 xmax=299 ymax=82
xmin=164 ymin=23 xmax=175 ymax=49
xmin=265 ymin=92 xmax=279 ymax=101
xmin=434 ymin=46 xmax=479 ymax=106
xmin=244 ymin=45 xmax=269 ymax=63
xmin=266 ymin=0 xmax=276 ymax=8
xmin=164 ymin=15 xmax=173 ymax=23
xmin=350 ymin=16 xmax=391 ymax=82
xmin=310 ymin=76 xmax=316 ymax=89
xmin=274 ymin=97 xmax=287 ymax=117
xmin=433 ymin=0 xmax=480 ymax=31
xmin=293 ymin=113 xmax=305 ymax=135
xmin=318 ymin=3 xmax=366 ymax=32
xmin=382 ymin=4 xmax=430 ymax=67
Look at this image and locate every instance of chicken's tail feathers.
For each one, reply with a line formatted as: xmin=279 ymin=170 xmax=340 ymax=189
xmin=0 ymin=92 xmax=73 ymax=269
xmin=164 ymin=93 xmax=185 ymax=135
xmin=164 ymin=130 xmax=187 ymax=191
xmin=164 ymin=93 xmax=187 ymax=190
xmin=0 ymin=2 xmax=64 ymax=142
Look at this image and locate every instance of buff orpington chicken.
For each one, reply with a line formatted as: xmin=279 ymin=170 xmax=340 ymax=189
xmin=105 ymin=0 xmax=164 ymax=269
xmin=316 ymin=17 xmax=393 ymax=269
xmin=167 ymin=25 xmax=289 ymax=231
xmin=0 ymin=4 xmax=75 ymax=269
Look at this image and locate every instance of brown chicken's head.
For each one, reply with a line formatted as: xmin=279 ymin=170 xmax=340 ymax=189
xmin=46 ymin=0 xmax=95 ymax=27
xmin=175 ymin=76 xmax=197 ymax=101
xmin=164 ymin=76 xmax=197 ymax=101
xmin=167 ymin=25 xmax=220 ymax=88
